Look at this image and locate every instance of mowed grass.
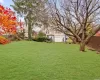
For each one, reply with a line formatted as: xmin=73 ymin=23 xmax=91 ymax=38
xmin=0 ymin=41 xmax=100 ymax=80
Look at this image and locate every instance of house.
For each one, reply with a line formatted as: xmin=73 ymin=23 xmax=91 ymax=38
xmin=24 ymin=23 xmax=67 ymax=42
xmin=42 ymin=27 xmax=67 ymax=42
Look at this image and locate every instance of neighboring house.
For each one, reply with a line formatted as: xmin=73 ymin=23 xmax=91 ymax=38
xmin=43 ymin=27 xmax=67 ymax=42
xmin=24 ymin=23 xmax=67 ymax=42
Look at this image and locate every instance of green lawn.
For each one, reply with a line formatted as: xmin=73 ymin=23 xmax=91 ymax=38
xmin=0 ymin=41 xmax=100 ymax=80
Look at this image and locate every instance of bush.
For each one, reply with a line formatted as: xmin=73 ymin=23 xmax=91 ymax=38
xmin=45 ymin=38 xmax=52 ymax=43
xmin=32 ymin=31 xmax=52 ymax=42
xmin=33 ymin=37 xmax=52 ymax=42
xmin=36 ymin=37 xmax=46 ymax=42
xmin=8 ymin=32 xmax=24 ymax=41
xmin=38 ymin=32 xmax=46 ymax=38
xmin=66 ymin=38 xmax=73 ymax=44
xmin=0 ymin=36 xmax=10 ymax=44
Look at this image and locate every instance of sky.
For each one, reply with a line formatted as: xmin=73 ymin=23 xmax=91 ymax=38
xmin=0 ymin=0 xmax=14 ymax=9
xmin=0 ymin=0 xmax=25 ymax=21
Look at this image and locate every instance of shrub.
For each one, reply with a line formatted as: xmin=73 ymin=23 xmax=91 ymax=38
xmin=38 ymin=32 xmax=46 ymax=38
xmin=0 ymin=36 xmax=10 ymax=44
xmin=36 ymin=37 xmax=46 ymax=42
xmin=66 ymin=38 xmax=73 ymax=44
xmin=32 ymin=31 xmax=52 ymax=42
xmin=33 ymin=37 xmax=52 ymax=42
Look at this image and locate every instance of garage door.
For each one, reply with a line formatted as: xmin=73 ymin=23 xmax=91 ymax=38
xmin=54 ymin=36 xmax=64 ymax=42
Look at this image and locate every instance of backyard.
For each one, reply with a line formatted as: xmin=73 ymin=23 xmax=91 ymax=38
xmin=0 ymin=41 xmax=100 ymax=80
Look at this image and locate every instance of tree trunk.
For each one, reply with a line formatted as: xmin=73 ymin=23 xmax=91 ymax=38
xmin=28 ymin=23 xmax=32 ymax=41
xmin=22 ymin=29 xmax=25 ymax=39
xmin=80 ymin=42 xmax=86 ymax=52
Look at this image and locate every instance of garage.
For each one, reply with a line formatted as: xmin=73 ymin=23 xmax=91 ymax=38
xmin=54 ymin=35 xmax=66 ymax=42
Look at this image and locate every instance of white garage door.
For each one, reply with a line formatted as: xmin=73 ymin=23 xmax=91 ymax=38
xmin=54 ymin=36 xmax=64 ymax=42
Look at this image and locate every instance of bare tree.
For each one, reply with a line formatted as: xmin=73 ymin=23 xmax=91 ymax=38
xmin=48 ymin=0 xmax=100 ymax=51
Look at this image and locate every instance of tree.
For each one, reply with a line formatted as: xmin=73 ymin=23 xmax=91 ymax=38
xmin=11 ymin=0 xmax=48 ymax=40
xmin=48 ymin=0 xmax=100 ymax=51
xmin=0 ymin=5 xmax=17 ymax=36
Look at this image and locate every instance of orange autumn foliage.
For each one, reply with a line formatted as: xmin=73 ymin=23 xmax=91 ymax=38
xmin=0 ymin=5 xmax=17 ymax=35
xmin=0 ymin=5 xmax=18 ymax=44
xmin=0 ymin=36 xmax=10 ymax=44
